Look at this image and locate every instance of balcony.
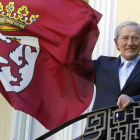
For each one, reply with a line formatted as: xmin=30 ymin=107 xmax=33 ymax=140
xmin=36 ymin=102 xmax=140 ymax=140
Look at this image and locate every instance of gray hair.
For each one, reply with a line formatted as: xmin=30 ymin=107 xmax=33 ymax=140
xmin=115 ymin=21 xmax=140 ymax=40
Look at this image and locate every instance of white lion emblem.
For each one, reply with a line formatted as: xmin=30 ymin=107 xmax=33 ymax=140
xmin=0 ymin=33 xmax=40 ymax=92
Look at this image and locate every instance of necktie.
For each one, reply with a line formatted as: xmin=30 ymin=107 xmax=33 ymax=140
xmin=119 ymin=61 xmax=132 ymax=90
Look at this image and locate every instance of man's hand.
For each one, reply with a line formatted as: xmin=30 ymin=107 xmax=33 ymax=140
xmin=117 ymin=94 xmax=134 ymax=110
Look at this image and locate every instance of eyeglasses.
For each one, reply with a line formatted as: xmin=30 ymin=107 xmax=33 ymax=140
xmin=119 ymin=37 xmax=140 ymax=43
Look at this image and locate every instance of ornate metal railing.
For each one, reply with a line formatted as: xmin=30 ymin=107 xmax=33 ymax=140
xmin=36 ymin=102 xmax=140 ymax=140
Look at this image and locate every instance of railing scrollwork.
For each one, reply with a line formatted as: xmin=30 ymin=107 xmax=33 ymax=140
xmin=36 ymin=102 xmax=140 ymax=140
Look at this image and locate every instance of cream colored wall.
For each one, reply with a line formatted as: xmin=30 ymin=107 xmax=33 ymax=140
xmin=83 ymin=0 xmax=89 ymax=3
xmin=0 ymin=94 xmax=12 ymax=140
xmin=115 ymin=0 xmax=140 ymax=57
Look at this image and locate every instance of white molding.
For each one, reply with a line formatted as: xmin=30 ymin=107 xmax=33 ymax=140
xmin=25 ymin=115 xmax=33 ymax=140
xmin=9 ymin=109 xmax=17 ymax=140
xmin=9 ymin=110 xmax=32 ymax=140
xmin=91 ymin=0 xmax=119 ymax=60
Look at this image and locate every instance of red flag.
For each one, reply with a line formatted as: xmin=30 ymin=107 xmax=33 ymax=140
xmin=0 ymin=0 xmax=101 ymax=129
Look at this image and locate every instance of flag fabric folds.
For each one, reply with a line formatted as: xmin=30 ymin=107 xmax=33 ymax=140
xmin=0 ymin=0 xmax=101 ymax=129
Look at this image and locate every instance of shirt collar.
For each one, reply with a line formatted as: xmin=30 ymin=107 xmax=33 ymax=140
xmin=120 ymin=55 xmax=140 ymax=67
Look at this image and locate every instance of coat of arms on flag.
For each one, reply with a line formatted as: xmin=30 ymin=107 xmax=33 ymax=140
xmin=0 ymin=1 xmax=40 ymax=92
xmin=0 ymin=0 xmax=102 ymax=130
xmin=0 ymin=34 xmax=40 ymax=92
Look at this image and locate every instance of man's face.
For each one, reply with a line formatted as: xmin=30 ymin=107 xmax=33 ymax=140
xmin=115 ymin=25 xmax=140 ymax=60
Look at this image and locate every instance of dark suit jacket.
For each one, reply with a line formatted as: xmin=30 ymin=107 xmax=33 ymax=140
xmin=92 ymin=55 xmax=140 ymax=111
xmin=83 ymin=56 xmax=140 ymax=140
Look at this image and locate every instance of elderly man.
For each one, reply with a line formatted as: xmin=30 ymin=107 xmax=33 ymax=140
xmin=93 ymin=21 xmax=140 ymax=111
xmin=84 ymin=21 xmax=140 ymax=140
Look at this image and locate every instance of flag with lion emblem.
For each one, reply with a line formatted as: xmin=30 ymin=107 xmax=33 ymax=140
xmin=0 ymin=0 xmax=101 ymax=130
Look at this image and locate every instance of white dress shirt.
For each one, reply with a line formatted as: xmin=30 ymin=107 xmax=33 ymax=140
xmin=118 ymin=55 xmax=140 ymax=90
